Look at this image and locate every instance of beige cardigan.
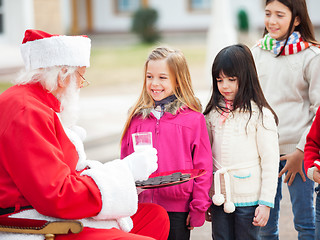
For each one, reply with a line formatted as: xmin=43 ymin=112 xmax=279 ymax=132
xmin=205 ymin=102 xmax=279 ymax=213
xmin=252 ymin=45 xmax=320 ymax=155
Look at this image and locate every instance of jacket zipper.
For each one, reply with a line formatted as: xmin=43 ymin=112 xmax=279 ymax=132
xmin=151 ymin=117 xmax=160 ymax=203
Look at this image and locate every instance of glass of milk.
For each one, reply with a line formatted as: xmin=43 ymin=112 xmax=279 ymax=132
xmin=132 ymin=132 xmax=153 ymax=152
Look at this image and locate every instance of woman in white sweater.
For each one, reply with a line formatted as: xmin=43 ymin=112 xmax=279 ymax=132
xmin=204 ymin=44 xmax=279 ymax=240
xmin=251 ymin=0 xmax=320 ymax=239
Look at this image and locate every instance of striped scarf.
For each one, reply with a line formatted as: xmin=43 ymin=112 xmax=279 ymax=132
xmin=258 ymin=32 xmax=312 ymax=55
xmin=219 ymin=99 xmax=233 ymax=125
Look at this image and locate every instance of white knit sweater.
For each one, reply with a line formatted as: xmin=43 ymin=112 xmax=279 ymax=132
xmin=251 ymin=45 xmax=320 ymax=155
xmin=205 ymin=102 xmax=279 ymax=210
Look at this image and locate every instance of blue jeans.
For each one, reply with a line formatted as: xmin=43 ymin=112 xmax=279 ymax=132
xmin=316 ymin=185 xmax=320 ymax=240
xmin=210 ymin=204 xmax=260 ymax=240
xmin=259 ymin=160 xmax=315 ymax=240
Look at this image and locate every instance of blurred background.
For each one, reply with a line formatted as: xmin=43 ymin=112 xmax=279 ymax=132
xmin=1 ymin=0 xmax=320 ymax=86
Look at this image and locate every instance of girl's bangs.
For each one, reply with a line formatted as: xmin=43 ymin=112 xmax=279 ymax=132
xmin=214 ymin=56 xmax=237 ymax=78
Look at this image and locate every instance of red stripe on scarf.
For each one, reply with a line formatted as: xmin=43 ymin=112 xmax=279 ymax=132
xmin=289 ymin=44 xmax=293 ymax=55
xmin=297 ymin=42 xmax=302 ymax=52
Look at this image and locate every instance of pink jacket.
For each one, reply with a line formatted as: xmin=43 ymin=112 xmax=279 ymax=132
xmin=121 ymin=100 xmax=213 ymax=227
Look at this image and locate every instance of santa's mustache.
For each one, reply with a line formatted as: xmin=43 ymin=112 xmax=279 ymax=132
xmin=58 ymin=79 xmax=80 ymax=128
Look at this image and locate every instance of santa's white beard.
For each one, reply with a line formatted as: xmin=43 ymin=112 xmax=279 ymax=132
xmin=58 ymin=80 xmax=80 ymax=128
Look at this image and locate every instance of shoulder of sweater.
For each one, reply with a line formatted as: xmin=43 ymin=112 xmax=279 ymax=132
xmin=259 ymin=105 xmax=273 ymax=116
xmin=308 ymin=45 xmax=320 ymax=55
xmin=250 ymin=44 xmax=260 ymax=59
xmin=250 ymin=103 xmax=275 ymax=119
xmin=205 ymin=108 xmax=219 ymax=119
xmin=251 ymin=43 xmax=259 ymax=52
xmin=293 ymin=47 xmax=320 ymax=67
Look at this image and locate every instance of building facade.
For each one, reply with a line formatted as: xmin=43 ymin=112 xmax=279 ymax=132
xmin=2 ymin=0 xmax=320 ymax=44
xmin=1 ymin=0 xmax=320 ymax=72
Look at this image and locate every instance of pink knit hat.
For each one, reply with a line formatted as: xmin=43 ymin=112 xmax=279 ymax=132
xmin=20 ymin=29 xmax=91 ymax=70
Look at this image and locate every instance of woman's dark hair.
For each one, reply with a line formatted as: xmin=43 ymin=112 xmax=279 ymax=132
xmin=203 ymin=44 xmax=278 ymax=125
xmin=264 ymin=0 xmax=318 ymax=56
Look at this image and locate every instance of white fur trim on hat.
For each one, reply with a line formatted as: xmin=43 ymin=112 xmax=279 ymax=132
xmin=20 ymin=35 xmax=91 ymax=70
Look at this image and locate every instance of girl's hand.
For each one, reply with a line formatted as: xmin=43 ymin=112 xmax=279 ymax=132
xmin=186 ymin=214 xmax=194 ymax=230
xmin=313 ymin=168 xmax=320 ymax=184
xmin=252 ymin=205 xmax=270 ymax=227
xmin=279 ymin=149 xmax=306 ymax=186
xmin=205 ymin=208 xmax=212 ymax=222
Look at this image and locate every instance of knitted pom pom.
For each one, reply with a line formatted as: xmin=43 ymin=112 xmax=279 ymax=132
xmin=224 ymin=201 xmax=235 ymax=213
xmin=212 ymin=194 xmax=225 ymax=206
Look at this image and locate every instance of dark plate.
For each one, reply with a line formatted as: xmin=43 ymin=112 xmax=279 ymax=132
xmin=136 ymin=169 xmax=207 ymax=189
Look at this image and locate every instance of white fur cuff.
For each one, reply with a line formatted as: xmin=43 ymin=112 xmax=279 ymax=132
xmin=307 ymin=167 xmax=316 ymax=181
xmin=81 ymin=159 xmax=138 ymax=220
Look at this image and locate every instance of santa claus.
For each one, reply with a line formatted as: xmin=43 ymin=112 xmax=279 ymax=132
xmin=0 ymin=29 xmax=169 ymax=240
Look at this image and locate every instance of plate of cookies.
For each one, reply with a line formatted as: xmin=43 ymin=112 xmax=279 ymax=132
xmin=135 ymin=169 xmax=206 ymax=189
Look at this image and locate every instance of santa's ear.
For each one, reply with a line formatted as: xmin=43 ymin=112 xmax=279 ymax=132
xmin=57 ymin=67 xmax=68 ymax=88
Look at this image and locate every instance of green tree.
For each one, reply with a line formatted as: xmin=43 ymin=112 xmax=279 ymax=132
xmin=237 ymin=9 xmax=249 ymax=32
xmin=131 ymin=8 xmax=160 ymax=43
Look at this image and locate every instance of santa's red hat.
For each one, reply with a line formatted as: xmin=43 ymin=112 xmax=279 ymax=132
xmin=20 ymin=29 xmax=91 ymax=70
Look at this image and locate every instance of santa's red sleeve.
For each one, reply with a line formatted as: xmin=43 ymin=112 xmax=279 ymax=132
xmin=305 ymin=107 xmax=320 ymax=181
xmin=0 ymin=104 xmax=138 ymax=220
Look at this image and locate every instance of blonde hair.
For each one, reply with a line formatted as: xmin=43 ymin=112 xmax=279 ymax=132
xmin=121 ymin=46 xmax=201 ymax=141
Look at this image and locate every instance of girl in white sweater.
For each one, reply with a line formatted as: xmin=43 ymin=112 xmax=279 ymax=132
xmin=251 ymin=0 xmax=320 ymax=239
xmin=204 ymin=44 xmax=279 ymax=240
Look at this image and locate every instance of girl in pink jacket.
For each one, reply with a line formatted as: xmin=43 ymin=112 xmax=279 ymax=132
xmin=121 ymin=46 xmax=213 ymax=240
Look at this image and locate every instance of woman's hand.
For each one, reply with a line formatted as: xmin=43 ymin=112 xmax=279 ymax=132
xmin=279 ymin=149 xmax=306 ymax=186
xmin=252 ymin=205 xmax=270 ymax=227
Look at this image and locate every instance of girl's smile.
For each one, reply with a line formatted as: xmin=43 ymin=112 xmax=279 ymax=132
xmin=264 ymin=0 xmax=300 ymax=40
xmin=146 ymin=59 xmax=174 ymax=101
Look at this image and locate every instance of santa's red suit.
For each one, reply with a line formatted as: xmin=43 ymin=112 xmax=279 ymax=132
xmin=0 ymin=82 xmax=169 ymax=240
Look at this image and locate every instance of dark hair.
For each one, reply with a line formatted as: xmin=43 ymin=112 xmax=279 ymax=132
xmin=264 ymin=0 xmax=319 ymax=56
xmin=203 ymin=44 xmax=278 ymax=125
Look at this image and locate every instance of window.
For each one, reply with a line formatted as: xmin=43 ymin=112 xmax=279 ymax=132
xmin=0 ymin=0 xmax=3 ymax=34
xmin=189 ymin=0 xmax=211 ymax=11
xmin=115 ymin=0 xmax=141 ymax=14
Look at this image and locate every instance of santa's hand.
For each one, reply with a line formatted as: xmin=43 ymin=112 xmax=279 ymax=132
xmin=123 ymin=148 xmax=158 ymax=181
